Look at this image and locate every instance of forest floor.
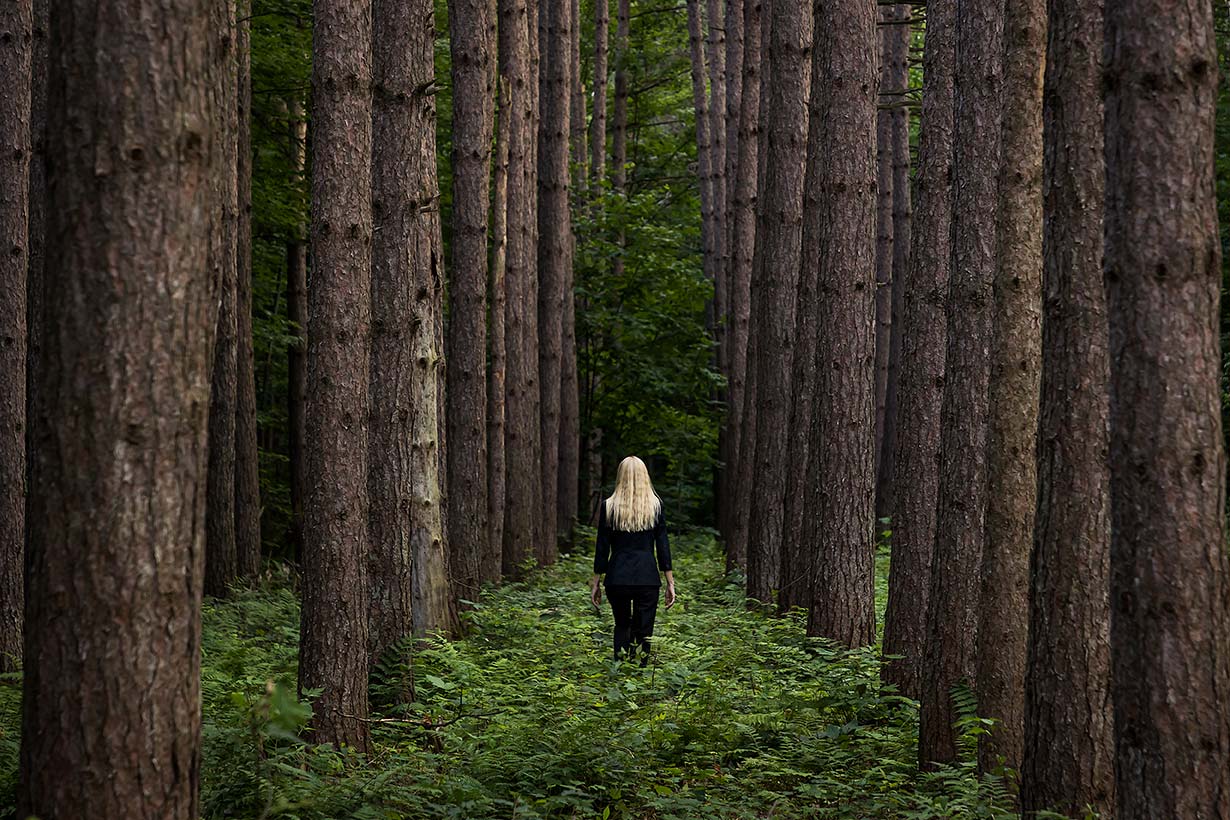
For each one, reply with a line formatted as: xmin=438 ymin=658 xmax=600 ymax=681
xmin=0 ymin=532 xmax=1017 ymax=819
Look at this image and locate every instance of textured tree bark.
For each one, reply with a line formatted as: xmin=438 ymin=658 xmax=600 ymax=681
xmin=487 ymin=78 xmax=510 ymax=584
xmin=448 ymin=0 xmax=495 ymax=603
xmin=18 ymin=0 xmax=216 ymax=812
xmin=286 ymin=102 xmax=309 ymax=564
xmin=745 ymin=0 xmax=808 ymax=606
xmin=590 ymin=0 xmax=608 ymax=187
xmin=918 ymin=0 xmax=1002 ymax=767
xmin=801 ymin=0 xmax=877 ymax=646
xmin=611 ymin=0 xmax=628 ymax=281
xmin=875 ymin=3 xmax=911 ymax=521
xmin=1021 ymin=0 xmax=1113 ymax=812
xmin=881 ymin=0 xmax=953 ymax=703
xmin=1105 ymin=1 xmax=1230 ymax=815
xmin=975 ymin=0 xmax=1044 ymax=779
xmin=558 ymin=0 xmax=582 ymax=548
xmin=234 ymin=0 xmax=261 ymax=580
xmin=205 ymin=0 xmax=240 ymax=599
xmin=299 ymin=0 xmax=374 ymax=753
xmin=723 ymin=0 xmax=761 ymax=560
xmin=705 ymin=0 xmax=726 ymax=359
xmin=872 ymin=6 xmax=894 ymax=484
xmin=0 ymin=0 xmax=31 ymax=672
xmin=536 ymin=0 xmax=572 ymax=567
xmin=686 ymin=0 xmax=715 ymax=319
xmin=371 ymin=0 xmax=457 ymax=645
xmin=500 ymin=0 xmax=539 ymax=577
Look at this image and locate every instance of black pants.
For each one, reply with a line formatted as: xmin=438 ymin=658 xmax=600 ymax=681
xmin=606 ymin=584 xmax=659 ymax=664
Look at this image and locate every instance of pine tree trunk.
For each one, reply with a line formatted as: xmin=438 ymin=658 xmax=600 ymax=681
xmin=234 ymin=0 xmax=261 ymax=580
xmin=872 ymin=8 xmax=894 ymax=483
xmin=299 ymin=0 xmax=374 ymax=753
xmin=611 ymin=0 xmax=629 ymax=279
xmin=880 ymin=0 xmax=953 ymax=703
xmin=918 ymin=0 xmax=1002 ymax=767
xmin=716 ymin=0 xmax=742 ymax=535
xmin=447 ymin=0 xmax=495 ymax=603
xmin=536 ymin=0 xmax=572 ymax=566
xmin=0 ymin=0 xmax=31 ymax=672
xmin=205 ymin=0 xmax=240 ymax=599
xmin=558 ymin=0 xmax=583 ymax=548
xmin=1105 ymin=1 xmax=1230 ymax=813
xmin=487 ymin=78 xmax=510 ymax=584
xmin=801 ymin=0 xmax=877 ymax=646
xmin=706 ymin=0 xmax=727 ymax=356
xmin=1021 ymin=0 xmax=1113 ymax=811
xmin=286 ymin=102 xmax=308 ymax=564
xmin=590 ymin=0 xmax=609 ymax=187
xmin=876 ymin=3 xmax=911 ymax=520
xmin=18 ymin=0 xmax=216 ymax=811
xmin=500 ymin=0 xmax=539 ymax=577
xmin=745 ymin=0 xmax=807 ymax=605
xmin=975 ymin=0 xmax=1044 ymax=778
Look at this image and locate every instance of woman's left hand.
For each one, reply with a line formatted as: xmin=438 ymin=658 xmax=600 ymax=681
xmin=590 ymin=575 xmax=603 ymax=608
xmin=664 ymin=582 xmax=677 ymax=610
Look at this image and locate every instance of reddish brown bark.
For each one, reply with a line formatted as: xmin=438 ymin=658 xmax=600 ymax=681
xmin=286 ymin=102 xmax=308 ymax=563
xmin=487 ymin=78 xmax=510 ymax=584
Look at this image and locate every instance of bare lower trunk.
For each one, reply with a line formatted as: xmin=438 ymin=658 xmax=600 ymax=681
xmin=590 ymin=0 xmax=608 ymax=186
xmin=18 ymin=0 xmax=216 ymax=813
xmin=872 ymin=8 xmax=894 ymax=483
xmin=286 ymin=103 xmax=308 ymax=563
xmin=487 ymin=79 xmax=510 ymax=584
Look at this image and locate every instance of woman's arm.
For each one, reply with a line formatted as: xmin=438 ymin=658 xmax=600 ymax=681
xmin=656 ymin=510 xmax=675 ymax=608
xmin=664 ymin=570 xmax=676 ymax=609
xmin=591 ymin=501 xmax=610 ymax=607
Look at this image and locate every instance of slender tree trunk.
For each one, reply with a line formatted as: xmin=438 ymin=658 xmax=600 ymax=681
xmin=1021 ymin=0 xmax=1113 ymax=811
xmin=723 ymin=0 xmax=759 ymax=555
xmin=687 ymin=0 xmax=718 ymax=344
xmin=590 ymin=0 xmax=609 ymax=187
xmin=876 ymin=3 xmax=911 ymax=520
xmin=0 ymin=0 xmax=31 ymax=672
xmin=717 ymin=0 xmax=742 ymax=535
xmin=559 ymin=0 xmax=583 ymax=548
xmin=880 ymin=0 xmax=953 ymax=703
xmin=205 ymin=0 xmax=240 ymax=598
xmin=18 ymin=0 xmax=216 ymax=812
xmin=487 ymin=78 xmax=510 ymax=584
xmin=500 ymin=0 xmax=539 ymax=577
xmin=447 ymin=0 xmax=495 ymax=604
xmin=745 ymin=0 xmax=808 ymax=605
xmin=975 ymin=0 xmax=1044 ymax=778
xmin=706 ymin=0 xmax=727 ymax=359
xmin=801 ymin=0 xmax=876 ymax=645
xmin=1105 ymin=1 xmax=1230 ymax=814
xmin=611 ymin=0 xmax=629 ymax=279
xmin=299 ymin=0 xmax=374 ymax=753
xmin=872 ymin=7 xmax=894 ymax=482
xmin=537 ymin=0 xmax=572 ymax=566
xmin=918 ymin=0 xmax=1003 ymax=767
xmin=569 ymin=0 xmax=586 ymax=193
xmin=235 ymin=0 xmax=261 ymax=580
xmin=286 ymin=103 xmax=308 ymax=564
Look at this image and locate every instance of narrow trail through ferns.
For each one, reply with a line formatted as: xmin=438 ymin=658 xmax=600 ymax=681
xmin=0 ymin=532 xmax=1016 ymax=818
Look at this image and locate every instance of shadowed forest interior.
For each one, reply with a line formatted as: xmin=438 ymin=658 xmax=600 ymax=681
xmin=2 ymin=0 xmax=1230 ymax=817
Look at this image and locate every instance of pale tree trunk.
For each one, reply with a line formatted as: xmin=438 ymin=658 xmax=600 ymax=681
xmin=299 ymin=0 xmax=374 ymax=753
xmin=1105 ymin=1 xmax=1230 ymax=814
xmin=0 ymin=0 xmax=31 ymax=671
xmin=919 ymin=0 xmax=1002 ymax=767
xmin=447 ymin=0 xmax=495 ymax=604
xmin=745 ymin=0 xmax=808 ymax=605
xmin=975 ymin=0 xmax=1044 ymax=778
xmin=1021 ymin=0 xmax=1113 ymax=811
xmin=536 ymin=0 xmax=572 ymax=566
xmin=802 ymin=0 xmax=877 ymax=645
xmin=880 ymin=0 xmax=953 ymax=702
xmin=205 ymin=0 xmax=239 ymax=598
xmin=18 ymin=0 xmax=216 ymax=812
xmin=234 ymin=0 xmax=261 ymax=580
xmin=487 ymin=78 xmax=509 ymax=584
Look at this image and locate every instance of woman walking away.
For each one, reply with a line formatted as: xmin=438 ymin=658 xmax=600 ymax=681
xmin=590 ymin=456 xmax=677 ymax=665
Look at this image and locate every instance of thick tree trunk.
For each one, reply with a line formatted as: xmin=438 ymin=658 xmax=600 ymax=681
xmin=447 ymin=0 xmax=495 ymax=603
xmin=487 ymin=79 xmax=510 ymax=584
xmin=500 ymin=0 xmax=539 ymax=577
xmin=802 ymin=0 xmax=877 ymax=645
xmin=299 ymin=0 xmax=374 ymax=753
xmin=876 ymin=3 xmax=911 ymax=520
xmin=975 ymin=0 xmax=1044 ymax=778
xmin=745 ymin=0 xmax=807 ymax=605
xmin=880 ymin=0 xmax=953 ymax=703
xmin=1020 ymin=0 xmax=1113 ymax=811
xmin=286 ymin=103 xmax=308 ymax=564
xmin=234 ymin=0 xmax=261 ymax=580
xmin=205 ymin=0 xmax=240 ymax=599
xmin=18 ymin=0 xmax=216 ymax=812
xmin=537 ymin=0 xmax=572 ymax=566
xmin=1105 ymin=1 xmax=1230 ymax=814
xmin=918 ymin=0 xmax=1002 ymax=767
xmin=0 ymin=0 xmax=31 ymax=672
xmin=872 ymin=8 xmax=894 ymax=482
xmin=371 ymin=0 xmax=457 ymax=643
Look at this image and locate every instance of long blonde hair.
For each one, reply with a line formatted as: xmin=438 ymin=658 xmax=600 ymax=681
xmin=605 ymin=456 xmax=662 ymax=532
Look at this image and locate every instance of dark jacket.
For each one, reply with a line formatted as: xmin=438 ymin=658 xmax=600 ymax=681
xmin=593 ymin=500 xmax=672 ymax=586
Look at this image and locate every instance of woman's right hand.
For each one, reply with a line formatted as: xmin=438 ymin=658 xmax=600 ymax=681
xmin=590 ymin=575 xmax=602 ymax=608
